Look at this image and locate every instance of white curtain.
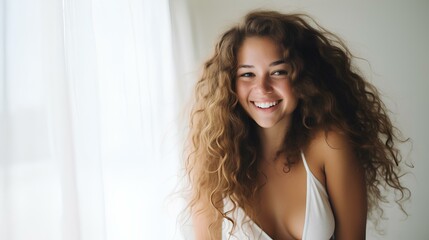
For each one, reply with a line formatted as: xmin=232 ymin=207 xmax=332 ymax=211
xmin=0 ymin=0 xmax=186 ymax=239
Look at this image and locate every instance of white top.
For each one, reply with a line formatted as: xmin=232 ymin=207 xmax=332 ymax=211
xmin=222 ymin=152 xmax=335 ymax=240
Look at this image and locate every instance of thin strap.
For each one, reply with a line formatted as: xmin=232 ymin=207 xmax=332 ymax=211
xmin=301 ymin=151 xmax=310 ymax=173
xmin=301 ymin=150 xmax=327 ymax=189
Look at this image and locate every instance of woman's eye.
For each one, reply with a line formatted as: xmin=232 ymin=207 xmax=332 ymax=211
xmin=240 ymin=72 xmax=255 ymax=78
xmin=272 ymin=70 xmax=288 ymax=76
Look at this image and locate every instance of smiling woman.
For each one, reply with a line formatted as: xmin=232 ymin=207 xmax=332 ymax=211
xmin=235 ymin=37 xmax=298 ymax=130
xmin=184 ymin=10 xmax=410 ymax=240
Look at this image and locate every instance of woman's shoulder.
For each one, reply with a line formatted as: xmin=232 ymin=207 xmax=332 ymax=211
xmin=305 ymin=127 xmax=356 ymax=168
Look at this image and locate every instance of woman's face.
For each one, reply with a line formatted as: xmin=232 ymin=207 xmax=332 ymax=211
xmin=235 ymin=36 xmax=297 ymax=129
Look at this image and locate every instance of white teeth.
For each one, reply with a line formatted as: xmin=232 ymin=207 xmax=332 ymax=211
xmin=254 ymin=101 xmax=279 ymax=109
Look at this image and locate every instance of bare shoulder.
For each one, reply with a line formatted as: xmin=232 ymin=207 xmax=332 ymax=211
xmin=306 ymin=128 xmax=356 ymax=167
xmin=303 ymin=128 xmax=357 ymax=188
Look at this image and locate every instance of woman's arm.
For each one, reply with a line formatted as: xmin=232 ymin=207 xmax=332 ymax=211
xmin=191 ymin=194 xmax=223 ymax=240
xmin=319 ymin=130 xmax=368 ymax=239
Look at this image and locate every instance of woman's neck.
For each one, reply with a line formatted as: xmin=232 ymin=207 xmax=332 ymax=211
xmin=257 ymin=121 xmax=290 ymax=162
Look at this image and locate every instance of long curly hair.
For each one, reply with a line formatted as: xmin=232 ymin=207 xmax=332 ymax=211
xmin=185 ymin=10 xmax=410 ymax=238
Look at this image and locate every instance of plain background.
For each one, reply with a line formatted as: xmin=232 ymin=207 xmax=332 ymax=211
xmin=174 ymin=0 xmax=429 ymax=239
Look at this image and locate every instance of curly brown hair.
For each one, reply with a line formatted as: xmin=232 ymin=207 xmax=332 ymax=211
xmin=185 ymin=10 xmax=410 ymax=238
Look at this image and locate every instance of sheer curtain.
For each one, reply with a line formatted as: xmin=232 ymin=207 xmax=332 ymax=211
xmin=0 ymin=0 xmax=186 ymax=239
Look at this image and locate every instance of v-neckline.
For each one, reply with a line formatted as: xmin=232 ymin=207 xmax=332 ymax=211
xmin=246 ymin=153 xmax=311 ymax=240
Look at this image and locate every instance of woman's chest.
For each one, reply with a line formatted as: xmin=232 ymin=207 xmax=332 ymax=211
xmin=251 ymin=160 xmax=308 ymax=240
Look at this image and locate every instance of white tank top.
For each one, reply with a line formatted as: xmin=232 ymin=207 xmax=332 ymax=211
xmin=222 ymin=152 xmax=335 ymax=240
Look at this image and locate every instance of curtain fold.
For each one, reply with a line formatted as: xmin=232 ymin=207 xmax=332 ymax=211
xmin=0 ymin=0 xmax=185 ymax=239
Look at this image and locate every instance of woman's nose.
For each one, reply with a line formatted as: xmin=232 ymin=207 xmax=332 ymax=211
xmin=256 ymin=74 xmax=273 ymax=93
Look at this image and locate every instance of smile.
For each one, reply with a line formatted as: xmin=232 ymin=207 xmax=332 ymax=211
xmin=252 ymin=100 xmax=281 ymax=109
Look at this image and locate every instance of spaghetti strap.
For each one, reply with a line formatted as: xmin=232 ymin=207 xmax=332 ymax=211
xmin=301 ymin=151 xmax=311 ymax=173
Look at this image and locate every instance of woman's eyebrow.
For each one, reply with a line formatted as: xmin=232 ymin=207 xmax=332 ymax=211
xmin=238 ymin=59 xmax=286 ymax=69
xmin=237 ymin=64 xmax=254 ymax=69
xmin=269 ymin=59 xmax=286 ymax=67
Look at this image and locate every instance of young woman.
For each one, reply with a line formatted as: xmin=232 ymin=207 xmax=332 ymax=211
xmin=185 ymin=10 xmax=409 ymax=240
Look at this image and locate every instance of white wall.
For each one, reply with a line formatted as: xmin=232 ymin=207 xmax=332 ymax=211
xmin=178 ymin=0 xmax=429 ymax=239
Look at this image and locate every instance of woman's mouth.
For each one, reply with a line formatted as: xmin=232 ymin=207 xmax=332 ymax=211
xmin=252 ymin=100 xmax=281 ymax=109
